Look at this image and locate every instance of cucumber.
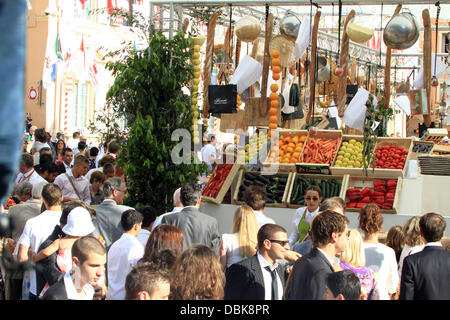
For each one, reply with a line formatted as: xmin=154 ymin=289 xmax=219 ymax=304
xmin=244 ymin=173 xmax=256 ymax=180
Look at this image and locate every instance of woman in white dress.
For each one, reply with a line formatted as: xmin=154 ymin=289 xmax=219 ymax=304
xmin=220 ymin=205 xmax=259 ymax=270
xmin=398 ymin=216 xmax=425 ymax=277
xmin=359 ymin=203 xmax=399 ymax=300
xmin=288 ymin=185 xmax=322 ymax=246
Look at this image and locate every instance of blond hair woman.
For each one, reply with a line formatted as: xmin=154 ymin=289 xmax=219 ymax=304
xmin=337 ymin=229 xmax=378 ymax=300
xmin=398 ymin=216 xmax=425 ymax=277
xmin=220 ymin=205 xmax=259 ymax=270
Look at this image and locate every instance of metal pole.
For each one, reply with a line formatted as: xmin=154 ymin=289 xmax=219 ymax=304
xmin=169 ymin=2 xmax=174 ymax=39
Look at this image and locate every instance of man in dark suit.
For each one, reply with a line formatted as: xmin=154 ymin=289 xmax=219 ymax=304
xmin=285 ymin=210 xmax=349 ymax=300
xmin=161 ymin=183 xmax=220 ymax=256
xmin=56 ymin=147 xmax=73 ymax=175
xmin=400 ymin=212 xmax=450 ymax=300
xmin=224 ymin=224 xmax=289 ymax=300
xmin=92 ymin=177 xmax=133 ymax=251
xmin=41 ymin=236 xmax=106 ymax=300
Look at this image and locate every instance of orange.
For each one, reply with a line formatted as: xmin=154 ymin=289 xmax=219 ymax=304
xmin=268 ymin=122 xmax=277 ymax=130
xmin=281 ymin=144 xmax=288 ymax=151
xmin=272 ymin=73 xmax=280 ymax=81
xmin=295 ymin=145 xmax=303 ymax=152
xmin=270 ymin=92 xmax=278 ymax=100
xmin=287 ymin=142 xmax=295 ymax=148
xmin=292 ymin=152 xmax=300 ymax=159
xmin=285 ymin=136 xmax=292 ymax=143
xmin=272 ymin=58 xmax=280 ymax=66
xmin=270 ymin=100 xmax=279 ymax=108
xmin=272 ymin=66 xmax=281 ymax=74
xmin=284 ymin=153 xmax=292 ymax=159
xmin=269 ymin=116 xmax=278 ymax=123
xmin=269 ymin=107 xmax=278 ymax=116
xmin=292 ymin=136 xmax=299 ymax=144
xmin=280 ymin=135 xmax=285 ymax=141
xmin=300 ymin=135 xmax=307 ymax=142
xmin=290 ymin=158 xmax=297 ymax=163
xmin=270 ymin=83 xmax=279 ymax=92
xmin=271 ymin=50 xmax=280 ymax=58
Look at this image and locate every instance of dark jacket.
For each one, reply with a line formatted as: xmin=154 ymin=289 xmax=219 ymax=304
xmin=40 ymin=276 xmax=67 ymax=300
xmin=399 ymin=245 xmax=450 ymax=300
xmin=35 ymin=225 xmax=65 ymax=296
xmin=161 ymin=206 xmax=220 ymax=256
xmin=224 ymin=254 xmax=287 ymax=300
xmin=285 ymin=247 xmax=334 ymax=300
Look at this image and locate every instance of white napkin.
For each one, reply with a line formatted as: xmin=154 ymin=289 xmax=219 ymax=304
xmin=413 ymin=54 xmax=448 ymax=89
xmin=342 ymin=87 xmax=377 ymax=131
xmin=230 ymin=55 xmax=263 ymax=94
xmin=295 ymin=17 xmax=311 ymax=60
xmin=393 ymin=94 xmax=412 ymax=116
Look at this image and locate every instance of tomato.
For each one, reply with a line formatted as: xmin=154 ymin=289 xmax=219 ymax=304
xmin=378 ymin=161 xmax=384 ymax=167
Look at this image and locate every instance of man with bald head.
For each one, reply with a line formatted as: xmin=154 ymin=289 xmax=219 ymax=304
xmin=151 ymin=187 xmax=184 ymax=232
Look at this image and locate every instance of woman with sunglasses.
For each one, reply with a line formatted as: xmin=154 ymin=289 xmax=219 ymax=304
xmin=288 ymin=185 xmax=322 ymax=246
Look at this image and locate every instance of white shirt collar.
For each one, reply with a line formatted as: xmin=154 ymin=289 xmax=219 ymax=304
xmin=425 ymin=242 xmax=443 ymax=248
xmin=64 ymin=272 xmax=94 ymax=300
xmin=257 ymin=252 xmax=278 ymax=270
xmin=316 ymin=247 xmax=335 ymax=267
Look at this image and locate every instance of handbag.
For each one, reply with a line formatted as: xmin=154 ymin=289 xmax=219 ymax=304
xmin=65 ymin=173 xmax=82 ymax=200
xmin=208 ymin=84 xmax=237 ymax=114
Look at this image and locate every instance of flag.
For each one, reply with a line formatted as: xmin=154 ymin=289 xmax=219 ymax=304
xmin=80 ymin=36 xmax=85 ymax=70
xmin=79 ymin=0 xmax=88 ymax=10
xmin=55 ymin=33 xmax=63 ymax=60
xmin=107 ymin=0 xmax=114 ymax=14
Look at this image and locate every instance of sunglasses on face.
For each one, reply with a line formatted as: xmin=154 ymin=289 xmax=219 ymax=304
xmin=305 ymin=197 xmax=319 ymax=201
xmin=269 ymin=239 xmax=289 ymax=247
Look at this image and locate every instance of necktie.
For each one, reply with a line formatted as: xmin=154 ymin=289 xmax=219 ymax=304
xmin=265 ymin=266 xmax=279 ymax=300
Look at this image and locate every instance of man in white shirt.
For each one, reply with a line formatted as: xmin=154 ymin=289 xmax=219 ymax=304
xmin=66 ymin=131 xmax=80 ymax=150
xmin=95 ymin=142 xmax=108 ymax=168
xmin=136 ymin=206 xmax=157 ymax=248
xmin=41 ymin=236 xmax=107 ymax=300
xmin=242 ymin=185 xmax=276 ymax=227
xmin=54 ymin=154 xmax=90 ymax=204
xmin=201 ymin=135 xmax=217 ymax=173
xmin=224 ymin=223 xmax=289 ymax=300
xmin=107 ymin=209 xmax=144 ymax=300
xmin=56 ymin=148 xmax=74 ymax=175
xmin=16 ymin=183 xmax=63 ymax=300
xmin=15 ymin=153 xmax=46 ymax=186
xmin=151 ymin=188 xmax=183 ymax=232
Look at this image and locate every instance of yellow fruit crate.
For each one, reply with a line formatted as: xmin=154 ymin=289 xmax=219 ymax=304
xmin=331 ymin=135 xmax=368 ymax=177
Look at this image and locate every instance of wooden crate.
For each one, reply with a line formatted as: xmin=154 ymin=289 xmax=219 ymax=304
xmin=331 ymin=134 xmax=367 ymax=176
xmin=423 ymin=128 xmax=448 ymax=143
xmin=261 ymin=129 xmax=309 ymax=173
xmin=286 ymin=173 xmax=349 ymax=209
xmin=343 ymin=176 xmax=403 ymax=214
xmin=297 ymin=129 xmax=343 ymax=172
xmin=410 ymin=140 xmax=435 ymax=160
xmin=371 ymin=137 xmax=413 ymax=178
xmin=232 ymin=169 xmax=293 ymax=208
xmin=201 ymin=163 xmax=242 ymax=204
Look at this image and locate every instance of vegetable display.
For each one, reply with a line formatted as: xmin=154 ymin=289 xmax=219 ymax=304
xmin=300 ymin=137 xmax=341 ymax=165
xmin=202 ymin=164 xmax=234 ymax=198
xmin=346 ymin=179 xmax=397 ymax=210
xmin=266 ymin=133 xmax=307 ymax=164
xmin=290 ymin=176 xmax=342 ymax=206
xmin=237 ymin=172 xmax=288 ymax=204
xmin=374 ymin=145 xmax=408 ymax=170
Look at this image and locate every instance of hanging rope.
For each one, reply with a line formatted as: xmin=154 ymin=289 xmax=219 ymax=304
xmin=434 ymin=1 xmax=441 ymax=77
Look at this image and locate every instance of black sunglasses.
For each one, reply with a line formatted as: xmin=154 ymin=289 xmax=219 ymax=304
xmin=305 ymin=197 xmax=319 ymax=201
xmin=269 ymin=239 xmax=289 ymax=247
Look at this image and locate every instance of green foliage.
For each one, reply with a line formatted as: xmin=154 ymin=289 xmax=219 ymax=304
xmin=106 ymin=26 xmax=206 ymax=213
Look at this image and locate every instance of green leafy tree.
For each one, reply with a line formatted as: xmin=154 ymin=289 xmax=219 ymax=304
xmin=105 ymin=22 xmax=206 ymax=213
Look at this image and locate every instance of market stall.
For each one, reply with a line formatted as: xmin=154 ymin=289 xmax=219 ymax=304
xmin=151 ymin=0 xmax=450 ymax=222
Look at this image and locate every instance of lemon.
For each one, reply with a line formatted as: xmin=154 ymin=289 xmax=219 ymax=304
xmin=194 ymin=71 xmax=200 ymax=78
xmin=340 ymin=146 xmax=347 ymax=153
xmin=349 ymin=139 xmax=357 ymax=144
xmin=193 ymin=78 xmax=200 ymax=85
xmin=193 ymin=58 xmax=200 ymax=65
xmin=193 ymin=110 xmax=198 ymax=118
xmin=335 ymin=160 xmax=343 ymax=167
xmin=338 ymin=150 xmax=345 ymax=156
xmin=344 ymin=152 xmax=351 ymax=159
xmin=342 ymin=142 xmax=348 ymax=146
xmin=194 ymin=45 xmax=201 ymax=52
xmin=337 ymin=155 xmax=344 ymax=161
xmin=193 ymin=52 xmax=200 ymax=59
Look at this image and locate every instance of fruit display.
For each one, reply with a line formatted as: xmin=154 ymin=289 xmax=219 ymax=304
xmin=191 ymin=44 xmax=201 ymax=145
xmin=346 ymin=178 xmax=398 ymax=210
xmin=266 ymin=133 xmax=307 ymax=164
xmin=237 ymin=172 xmax=289 ymax=205
xmin=237 ymin=130 xmax=271 ymax=164
xmin=290 ymin=176 xmax=342 ymax=206
xmin=373 ymin=144 xmax=408 ymax=170
xmin=300 ymin=136 xmax=341 ymax=165
xmin=333 ymin=139 xmax=367 ymax=168
xmin=202 ymin=163 xmax=234 ymax=198
xmin=269 ymin=50 xmax=280 ymax=131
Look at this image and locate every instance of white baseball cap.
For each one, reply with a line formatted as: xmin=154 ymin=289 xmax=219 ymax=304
xmin=62 ymin=207 xmax=95 ymax=237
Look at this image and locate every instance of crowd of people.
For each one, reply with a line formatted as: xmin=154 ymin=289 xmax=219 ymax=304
xmin=0 ymin=127 xmax=449 ymax=301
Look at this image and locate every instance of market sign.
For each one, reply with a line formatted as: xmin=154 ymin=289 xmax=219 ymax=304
xmin=296 ymin=163 xmax=331 ymax=175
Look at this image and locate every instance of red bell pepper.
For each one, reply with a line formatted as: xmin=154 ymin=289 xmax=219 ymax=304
xmin=348 ymin=192 xmax=362 ymax=202
xmin=374 ymin=186 xmax=386 ymax=193
xmin=373 ymin=179 xmax=386 ymax=187
xmin=382 ymin=203 xmax=393 ymax=210
xmin=356 ymin=202 xmax=366 ymax=208
xmin=361 ymin=187 xmax=372 ymax=197
xmin=386 ymin=192 xmax=395 ymax=201
xmin=371 ymin=191 xmax=385 ymax=198
xmin=373 ymin=196 xmax=385 ymax=206
xmin=346 ymin=202 xmax=357 ymax=208
xmin=360 ymin=196 xmax=371 ymax=203
xmin=387 ymin=179 xmax=397 ymax=188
